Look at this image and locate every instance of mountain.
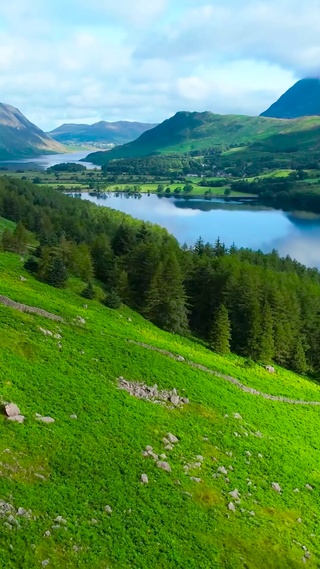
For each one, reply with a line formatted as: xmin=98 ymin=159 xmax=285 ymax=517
xmin=48 ymin=120 xmax=157 ymax=147
xmin=0 ymin=103 xmax=66 ymax=160
xmin=261 ymin=78 xmax=320 ymax=119
xmin=85 ymin=110 xmax=320 ymax=164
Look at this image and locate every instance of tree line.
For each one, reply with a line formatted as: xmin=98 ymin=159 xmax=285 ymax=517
xmin=1 ymin=176 xmax=320 ymax=376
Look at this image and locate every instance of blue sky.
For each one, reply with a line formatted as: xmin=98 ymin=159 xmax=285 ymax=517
xmin=0 ymin=0 xmax=319 ymax=130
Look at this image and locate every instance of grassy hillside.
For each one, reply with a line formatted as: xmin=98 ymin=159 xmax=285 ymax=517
xmin=0 ymin=103 xmax=67 ymax=160
xmin=1 ymin=250 xmax=320 ymax=568
xmin=85 ymin=111 xmax=320 ymax=165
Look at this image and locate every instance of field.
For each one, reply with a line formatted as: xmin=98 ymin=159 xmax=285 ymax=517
xmin=0 ymin=249 xmax=320 ymax=568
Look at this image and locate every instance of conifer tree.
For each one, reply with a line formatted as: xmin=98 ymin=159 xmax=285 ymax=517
xmin=209 ymin=304 xmax=231 ymax=354
xmin=258 ymin=302 xmax=275 ymax=362
xmin=291 ymin=337 xmax=308 ymax=375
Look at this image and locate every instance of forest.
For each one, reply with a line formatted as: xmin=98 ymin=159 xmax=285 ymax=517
xmin=1 ymin=176 xmax=320 ymax=377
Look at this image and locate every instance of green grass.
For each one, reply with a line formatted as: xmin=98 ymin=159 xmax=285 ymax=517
xmin=1 ymin=251 xmax=320 ymax=568
xmin=0 ymin=216 xmax=15 ymax=234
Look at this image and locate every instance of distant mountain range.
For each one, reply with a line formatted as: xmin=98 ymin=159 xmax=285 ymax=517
xmin=261 ymin=78 xmax=320 ymax=119
xmin=85 ymin=110 xmax=320 ymax=165
xmin=48 ymin=121 xmax=157 ymax=147
xmin=0 ymin=103 xmax=66 ymax=160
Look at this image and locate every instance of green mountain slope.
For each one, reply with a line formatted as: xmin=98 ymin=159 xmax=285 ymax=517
xmin=85 ymin=111 xmax=320 ymax=164
xmin=0 ymin=249 xmax=320 ymax=568
xmin=261 ymin=78 xmax=320 ymax=119
xmin=48 ymin=121 xmax=157 ymax=146
xmin=0 ymin=103 xmax=67 ymax=160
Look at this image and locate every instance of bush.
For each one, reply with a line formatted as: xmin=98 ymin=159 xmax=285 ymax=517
xmin=81 ymin=282 xmax=95 ymax=300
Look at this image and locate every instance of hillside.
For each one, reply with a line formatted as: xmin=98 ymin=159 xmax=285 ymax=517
xmin=261 ymin=79 xmax=320 ymax=119
xmin=0 ymin=103 xmax=67 ymax=160
xmin=85 ymin=111 xmax=320 ymax=165
xmin=48 ymin=121 xmax=157 ymax=147
xmin=1 ymin=244 xmax=320 ymax=568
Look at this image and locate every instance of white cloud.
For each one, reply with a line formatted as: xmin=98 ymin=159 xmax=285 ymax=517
xmin=0 ymin=0 xmax=318 ymax=129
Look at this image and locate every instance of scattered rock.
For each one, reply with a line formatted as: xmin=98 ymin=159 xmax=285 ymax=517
xmin=7 ymin=415 xmax=25 ymax=423
xmin=305 ymin=484 xmax=313 ymax=491
xmin=44 ymin=531 xmax=51 ymax=537
xmin=228 ymin=502 xmax=236 ymax=512
xmin=127 ymin=318 xmax=132 ymax=322
xmin=293 ymin=488 xmax=300 ymax=493
xmin=218 ymin=466 xmax=228 ymax=475
xmin=70 ymin=414 xmax=77 ymax=419
xmin=176 ymin=355 xmax=185 ymax=362
xmin=5 ymin=403 xmax=21 ymax=417
xmin=104 ymin=505 xmax=112 ymax=514
xmin=35 ymin=474 xmax=46 ymax=480
xmin=272 ymin=482 xmax=282 ymax=493
xmin=246 ymin=451 xmax=252 ymax=457
xmin=146 ymin=445 xmax=153 ymax=452
xmin=55 ymin=516 xmax=67 ymax=524
xmin=229 ymin=489 xmax=240 ymax=500
xmin=167 ymin=433 xmax=179 ymax=444
xmin=83 ymin=304 xmax=88 ymax=309
xmin=265 ymin=365 xmax=275 ymax=373
xmin=17 ymin=508 xmax=27 ymax=516
xmin=160 ymin=454 xmax=167 ymax=460
xmin=157 ymin=461 xmax=172 ymax=473
xmin=141 ymin=474 xmax=148 ymax=484
xmin=118 ymin=378 xmax=188 ymax=407
xmin=164 ymin=445 xmax=173 ymax=451
xmin=19 ymin=276 xmax=27 ymax=282
xmin=54 ymin=334 xmax=62 ymax=340
xmin=91 ymin=518 xmax=98 ymax=524
xmin=258 ymin=453 xmax=263 ymax=458
xmin=297 ymin=518 xmax=302 ymax=523
xmin=249 ymin=511 xmax=255 ymax=516
xmin=196 ymin=455 xmax=204 ymax=462
xmin=37 ymin=416 xmax=55 ymax=424
xmin=233 ymin=413 xmax=242 ymax=420
xmin=148 ymin=451 xmax=158 ymax=461
xmin=190 ymin=477 xmax=201 ymax=483
xmin=41 ymin=561 xmax=50 ymax=567
xmin=75 ymin=316 xmax=86 ymax=325
xmin=39 ymin=327 xmax=53 ymax=337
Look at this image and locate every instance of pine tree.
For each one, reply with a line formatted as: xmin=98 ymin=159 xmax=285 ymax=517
xmin=209 ymin=304 xmax=231 ymax=354
xmin=145 ymin=252 xmax=189 ymax=334
xmin=258 ymin=302 xmax=275 ymax=362
xmin=291 ymin=337 xmax=308 ymax=375
xmin=13 ymin=221 xmax=28 ymax=253
xmin=38 ymin=247 xmax=68 ymax=288
xmin=81 ymin=282 xmax=95 ymax=300
xmin=103 ymin=289 xmax=122 ymax=309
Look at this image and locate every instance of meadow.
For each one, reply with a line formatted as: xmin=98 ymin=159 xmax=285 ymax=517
xmin=0 ymin=246 xmax=320 ymax=568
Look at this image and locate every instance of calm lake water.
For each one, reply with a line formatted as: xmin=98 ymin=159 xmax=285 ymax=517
xmin=81 ymin=192 xmax=320 ymax=268
xmin=0 ymin=151 xmax=99 ymax=171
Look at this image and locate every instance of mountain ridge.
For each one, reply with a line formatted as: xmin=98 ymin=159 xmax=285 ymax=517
xmin=0 ymin=103 xmax=66 ymax=159
xmin=85 ymin=110 xmax=320 ymax=164
xmin=48 ymin=120 xmax=158 ymax=147
xmin=261 ymin=78 xmax=320 ymax=119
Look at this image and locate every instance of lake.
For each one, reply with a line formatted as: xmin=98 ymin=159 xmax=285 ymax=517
xmin=0 ymin=151 xmax=99 ymax=171
xmin=81 ymin=192 xmax=320 ymax=268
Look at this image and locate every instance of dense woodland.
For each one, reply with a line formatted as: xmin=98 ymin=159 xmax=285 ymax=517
xmin=2 ymin=176 xmax=320 ymax=376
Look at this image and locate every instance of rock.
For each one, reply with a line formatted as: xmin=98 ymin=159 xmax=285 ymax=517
xmin=297 ymin=518 xmax=302 ymax=523
xmin=157 ymin=461 xmax=172 ymax=473
xmin=249 ymin=511 xmax=255 ymax=516
xmin=229 ymin=489 xmax=240 ymax=500
xmin=182 ymin=397 xmax=190 ymax=404
xmin=83 ymin=304 xmax=88 ymax=309
xmin=164 ymin=445 xmax=173 ymax=451
xmin=17 ymin=508 xmax=27 ymax=516
xmin=55 ymin=516 xmax=67 ymax=524
xmin=160 ymin=454 xmax=167 ymax=460
xmin=146 ymin=445 xmax=153 ymax=452
xmin=7 ymin=415 xmax=25 ymax=423
xmin=37 ymin=417 xmax=55 ymax=423
xmin=70 ymin=414 xmax=77 ymax=419
xmin=5 ymin=403 xmax=21 ymax=417
xmin=141 ymin=474 xmax=148 ymax=484
xmin=3 ymin=522 xmax=12 ymax=530
xmin=245 ymin=451 xmax=252 ymax=457
xmin=176 ymin=355 xmax=185 ymax=362
xmin=228 ymin=502 xmax=236 ymax=512
xmin=233 ymin=413 xmax=242 ymax=420
xmin=39 ymin=327 xmax=53 ymax=337
xmin=167 ymin=433 xmax=179 ymax=444
xmin=19 ymin=276 xmax=27 ymax=282
xmin=148 ymin=451 xmax=158 ymax=461
xmin=293 ymin=488 xmax=300 ymax=493
xmin=91 ymin=518 xmax=98 ymax=524
xmin=41 ymin=561 xmax=50 ymax=567
xmin=142 ymin=451 xmax=149 ymax=457
xmin=127 ymin=318 xmax=132 ymax=322
xmin=35 ymin=474 xmax=46 ymax=480
xmin=196 ymin=455 xmax=204 ymax=462
xmin=104 ymin=505 xmax=112 ymax=514
xmin=54 ymin=334 xmax=62 ymax=340
xmin=265 ymin=365 xmax=275 ymax=373
xmin=162 ymin=437 xmax=170 ymax=445
xmin=190 ymin=477 xmax=201 ymax=483
xmin=44 ymin=530 xmax=51 ymax=537
xmin=272 ymin=482 xmax=282 ymax=493
xmin=258 ymin=453 xmax=263 ymax=458
xmin=170 ymin=395 xmax=180 ymax=406
xmin=218 ymin=466 xmax=228 ymax=475
xmin=305 ymin=484 xmax=313 ymax=491
xmin=76 ymin=316 xmax=86 ymax=325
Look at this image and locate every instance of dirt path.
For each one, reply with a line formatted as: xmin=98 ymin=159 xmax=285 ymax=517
xmin=129 ymin=340 xmax=320 ymax=406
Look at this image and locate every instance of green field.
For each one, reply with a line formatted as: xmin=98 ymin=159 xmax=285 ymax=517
xmin=0 ymin=250 xmax=320 ymax=568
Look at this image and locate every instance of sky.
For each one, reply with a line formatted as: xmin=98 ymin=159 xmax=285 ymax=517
xmin=0 ymin=0 xmax=319 ymax=130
